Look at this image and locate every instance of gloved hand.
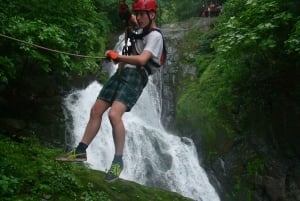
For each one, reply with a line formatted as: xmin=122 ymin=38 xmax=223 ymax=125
xmin=118 ymin=1 xmax=138 ymax=29
xmin=118 ymin=2 xmax=131 ymax=20
xmin=105 ymin=50 xmax=119 ymax=62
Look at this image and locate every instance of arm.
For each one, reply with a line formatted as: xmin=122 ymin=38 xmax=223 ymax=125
xmin=106 ymin=50 xmax=152 ymax=66
xmin=106 ymin=30 xmax=163 ymax=66
xmin=118 ymin=50 xmax=152 ymax=66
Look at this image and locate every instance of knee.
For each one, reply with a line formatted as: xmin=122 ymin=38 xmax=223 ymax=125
xmin=108 ymin=109 xmax=121 ymax=124
xmin=90 ymin=105 xmax=103 ymax=119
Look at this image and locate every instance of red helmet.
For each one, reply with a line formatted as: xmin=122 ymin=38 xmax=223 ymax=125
xmin=132 ymin=0 xmax=158 ymax=12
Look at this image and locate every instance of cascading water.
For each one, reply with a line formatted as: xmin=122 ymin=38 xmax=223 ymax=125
xmin=63 ymin=34 xmax=220 ymax=201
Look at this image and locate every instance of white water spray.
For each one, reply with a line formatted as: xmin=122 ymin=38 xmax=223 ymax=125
xmin=63 ymin=35 xmax=220 ymax=201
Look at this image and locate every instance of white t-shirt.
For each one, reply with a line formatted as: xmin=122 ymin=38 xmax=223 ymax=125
xmin=125 ymin=30 xmax=164 ymax=73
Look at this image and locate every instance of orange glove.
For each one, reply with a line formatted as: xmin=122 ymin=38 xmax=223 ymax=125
xmin=106 ymin=50 xmax=119 ymax=61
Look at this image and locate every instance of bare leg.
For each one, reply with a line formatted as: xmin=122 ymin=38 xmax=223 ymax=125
xmin=80 ymin=99 xmax=111 ymax=145
xmin=55 ymin=99 xmax=111 ymax=162
xmin=108 ymin=101 xmax=127 ymax=155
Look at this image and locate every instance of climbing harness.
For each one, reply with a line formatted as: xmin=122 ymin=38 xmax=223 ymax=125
xmin=122 ymin=26 xmax=134 ymax=56
xmin=0 ymin=33 xmax=106 ymax=60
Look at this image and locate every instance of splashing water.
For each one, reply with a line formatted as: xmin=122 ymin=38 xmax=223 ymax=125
xmin=63 ymin=34 xmax=220 ymax=201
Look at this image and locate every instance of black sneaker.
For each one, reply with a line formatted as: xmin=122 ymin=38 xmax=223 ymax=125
xmin=104 ymin=161 xmax=123 ymax=182
xmin=55 ymin=148 xmax=87 ymax=162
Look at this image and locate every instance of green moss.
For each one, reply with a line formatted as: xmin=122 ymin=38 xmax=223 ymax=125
xmin=0 ymin=134 xmax=191 ymax=201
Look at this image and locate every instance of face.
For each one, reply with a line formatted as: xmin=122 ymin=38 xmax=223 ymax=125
xmin=134 ymin=11 xmax=155 ymax=28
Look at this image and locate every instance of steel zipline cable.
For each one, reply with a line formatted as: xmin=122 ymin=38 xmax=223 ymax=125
xmin=0 ymin=33 xmax=106 ymax=60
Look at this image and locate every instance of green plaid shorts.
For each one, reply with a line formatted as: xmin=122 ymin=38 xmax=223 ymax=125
xmin=98 ymin=67 xmax=148 ymax=112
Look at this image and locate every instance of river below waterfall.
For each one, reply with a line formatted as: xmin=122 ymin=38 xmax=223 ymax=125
xmin=63 ymin=33 xmax=220 ymax=201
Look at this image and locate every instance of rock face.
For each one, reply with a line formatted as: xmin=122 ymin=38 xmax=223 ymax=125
xmin=160 ymin=17 xmax=215 ymax=131
xmin=0 ymin=70 xmax=96 ymax=146
xmin=209 ymin=134 xmax=300 ymax=201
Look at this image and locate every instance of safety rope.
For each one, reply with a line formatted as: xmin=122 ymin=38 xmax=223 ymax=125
xmin=0 ymin=33 xmax=106 ymax=60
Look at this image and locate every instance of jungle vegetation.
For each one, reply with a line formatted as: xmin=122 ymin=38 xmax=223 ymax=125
xmin=175 ymin=0 xmax=300 ymax=154
xmin=1 ymin=0 xmax=300 ymax=200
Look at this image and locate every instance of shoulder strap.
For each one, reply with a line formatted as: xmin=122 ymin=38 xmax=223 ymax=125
xmin=132 ymin=28 xmax=162 ymax=40
xmin=152 ymin=29 xmax=167 ymax=65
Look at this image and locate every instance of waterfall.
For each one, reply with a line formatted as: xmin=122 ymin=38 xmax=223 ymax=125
xmin=63 ymin=34 xmax=220 ymax=201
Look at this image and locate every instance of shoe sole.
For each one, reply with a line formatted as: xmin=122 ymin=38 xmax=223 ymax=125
xmin=104 ymin=176 xmax=119 ymax=183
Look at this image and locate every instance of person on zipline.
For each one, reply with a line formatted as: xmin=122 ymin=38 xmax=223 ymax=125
xmin=56 ymin=0 xmax=165 ymax=183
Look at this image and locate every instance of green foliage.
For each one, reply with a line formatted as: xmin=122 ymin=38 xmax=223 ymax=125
xmin=246 ymin=158 xmax=264 ymax=178
xmin=230 ymin=157 xmax=265 ymax=201
xmin=157 ymin=0 xmax=223 ymax=24
xmin=0 ymin=134 xmax=191 ymax=201
xmin=176 ymin=0 xmax=300 ymax=156
xmin=210 ymin=0 xmax=300 ymax=134
xmin=0 ymin=0 xmax=223 ymax=84
xmin=80 ymin=183 xmax=110 ymax=201
xmin=285 ymin=18 xmax=300 ymax=54
xmin=157 ymin=1 xmax=201 ymax=23
xmin=176 ymin=30 xmax=232 ymax=148
xmin=0 ymin=0 xmax=112 ymax=83
xmin=213 ymin=0 xmax=294 ymax=55
xmin=0 ymin=134 xmax=110 ymax=201
xmin=93 ymin=0 xmax=125 ymax=32
xmin=0 ymin=56 xmax=15 ymax=83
